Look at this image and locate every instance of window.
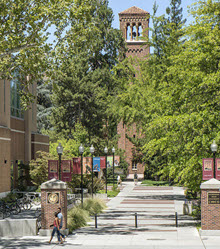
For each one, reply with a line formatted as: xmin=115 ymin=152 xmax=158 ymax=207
xmin=132 ymin=161 xmax=137 ymax=170
xmin=10 ymin=72 xmax=24 ymax=118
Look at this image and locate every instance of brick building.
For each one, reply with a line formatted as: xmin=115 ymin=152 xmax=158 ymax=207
xmin=0 ymin=78 xmax=49 ymax=197
xmin=117 ymin=6 xmax=150 ymax=179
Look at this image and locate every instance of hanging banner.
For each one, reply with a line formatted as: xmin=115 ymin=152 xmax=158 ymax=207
xmin=203 ymin=158 xmax=213 ymax=180
xmin=100 ymin=156 xmax=106 ymax=169
xmin=216 ymin=158 xmax=220 ymax=180
xmin=93 ymin=157 xmax=100 ymax=172
xmin=83 ymin=157 xmax=92 ymax=174
xmin=114 ymin=156 xmax=120 ymax=167
xmin=48 ymin=160 xmax=58 ymax=180
xmin=72 ymin=157 xmax=81 ymax=174
xmin=61 ymin=160 xmax=72 ymax=182
xmin=107 ymin=156 xmax=113 ymax=168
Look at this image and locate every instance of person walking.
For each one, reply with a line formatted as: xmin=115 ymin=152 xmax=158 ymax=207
xmin=57 ymin=207 xmax=65 ymax=241
xmin=48 ymin=212 xmax=63 ymax=244
xmin=117 ymin=175 xmax=121 ymax=186
xmin=134 ymin=172 xmax=138 ymax=185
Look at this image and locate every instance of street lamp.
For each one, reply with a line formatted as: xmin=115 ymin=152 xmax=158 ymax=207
xmin=56 ymin=143 xmax=63 ymax=180
xmin=79 ymin=144 xmax=84 ymax=206
xmin=90 ymin=144 xmax=95 ymax=198
xmin=211 ymin=140 xmax=218 ymax=178
xmin=112 ymin=147 xmax=115 ymax=186
xmin=104 ymin=147 xmax=108 ymax=194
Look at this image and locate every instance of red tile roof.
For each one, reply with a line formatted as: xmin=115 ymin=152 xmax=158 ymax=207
xmin=119 ymin=6 xmax=149 ymax=15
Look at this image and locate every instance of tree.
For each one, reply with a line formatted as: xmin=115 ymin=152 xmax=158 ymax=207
xmin=37 ymin=80 xmax=53 ymax=132
xmin=51 ymin=0 xmax=125 ymax=149
xmin=116 ymin=0 xmax=220 ymax=192
xmin=0 ymin=0 xmax=93 ymax=107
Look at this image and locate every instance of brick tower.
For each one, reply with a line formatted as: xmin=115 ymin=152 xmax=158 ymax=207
xmin=118 ymin=6 xmax=150 ymax=180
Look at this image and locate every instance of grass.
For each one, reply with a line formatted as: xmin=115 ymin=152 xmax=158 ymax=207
xmin=141 ymin=179 xmax=170 ymax=186
xmin=196 ymin=222 xmax=201 ymax=231
xmin=98 ymin=187 xmax=120 ymax=198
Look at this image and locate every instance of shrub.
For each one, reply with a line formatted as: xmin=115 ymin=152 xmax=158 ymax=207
xmin=83 ymin=197 xmax=107 ymax=216
xmin=67 ymin=206 xmax=90 ymax=233
xmin=67 ymin=197 xmax=107 ymax=233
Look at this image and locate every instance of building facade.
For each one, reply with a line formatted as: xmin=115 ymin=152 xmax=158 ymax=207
xmin=117 ymin=6 xmax=150 ymax=180
xmin=0 ymin=78 xmax=49 ymax=197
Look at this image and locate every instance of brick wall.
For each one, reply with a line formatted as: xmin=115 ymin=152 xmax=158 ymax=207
xmin=41 ymin=189 xmax=67 ymax=230
xmin=201 ymin=189 xmax=220 ymax=230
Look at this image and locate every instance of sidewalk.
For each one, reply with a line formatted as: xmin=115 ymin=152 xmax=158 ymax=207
xmin=0 ymin=182 xmax=219 ymax=248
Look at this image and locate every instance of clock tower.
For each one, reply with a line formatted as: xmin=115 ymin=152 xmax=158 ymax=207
xmin=118 ymin=6 xmax=150 ymax=179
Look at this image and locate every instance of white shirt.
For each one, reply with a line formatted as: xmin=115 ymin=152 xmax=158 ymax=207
xmin=58 ymin=212 xmax=63 ymax=227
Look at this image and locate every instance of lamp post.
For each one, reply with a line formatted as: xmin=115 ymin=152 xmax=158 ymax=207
xmin=56 ymin=143 xmax=63 ymax=180
xmin=104 ymin=147 xmax=108 ymax=194
xmin=79 ymin=144 xmax=84 ymax=206
xmin=90 ymin=145 xmax=95 ymax=198
xmin=211 ymin=140 xmax=218 ymax=178
xmin=112 ymin=147 xmax=115 ymax=186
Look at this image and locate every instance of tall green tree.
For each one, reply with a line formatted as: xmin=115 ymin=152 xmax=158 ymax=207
xmin=116 ymin=0 xmax=220 ymax=191
xmin=37 ymin=80 xmax=53 ymax=132
xmin=51 ymin=0 xmax=125 ymax=149
xmin=0 ymin=0 xmax=76 ymax=107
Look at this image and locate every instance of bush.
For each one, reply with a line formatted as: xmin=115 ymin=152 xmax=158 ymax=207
xmin=67 ymin=206 xmax=90 ymax=233
xmin=1 ymin=192 xmax=18 ymax=202
xmin=67 ymin=175 xmax=105 ymax=194
xmin=67 ymin=197 xmax=107 ymax=233
xmin=83 ymin=197 xmax=107 ymax=216
xmin=184 ymin=189 xmax=199 ymax=199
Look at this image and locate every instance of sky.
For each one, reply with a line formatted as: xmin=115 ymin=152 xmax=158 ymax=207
xmin=108 ymin=0 xmax=197 ymax=29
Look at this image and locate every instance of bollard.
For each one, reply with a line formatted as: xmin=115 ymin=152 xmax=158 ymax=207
xmin=95 ymin=214 xmax=98 ymax=228
xmin=175 ymin=212 xmax=178 ymax=227
xmin=135 ymin=213 xmax=138 ymax=228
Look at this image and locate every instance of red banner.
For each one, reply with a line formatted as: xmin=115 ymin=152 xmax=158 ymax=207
xmin=73 ymin=157 xmax=81 ymax=174
xmin=100 ymin=156 xmax=106 ymax=169
xmin=203 ymin=158 xmax=213 ymax=180
xmin=48 ymin=160 xmax=58 ymax=180
xmin=61 ymin=160 xmax=72 ymax=182
xmin=216 ymin=159 xmax=220 ymax=180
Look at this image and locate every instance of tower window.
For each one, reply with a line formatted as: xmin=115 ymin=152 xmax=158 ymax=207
xmin=127 ymin=24 xmax=131 ymax=40
xmin=138 ymin=24 xmax=143 ymax=40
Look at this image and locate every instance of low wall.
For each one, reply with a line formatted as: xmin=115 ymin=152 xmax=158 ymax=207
xmin=0 ymin=219 xmax=37 ymax=237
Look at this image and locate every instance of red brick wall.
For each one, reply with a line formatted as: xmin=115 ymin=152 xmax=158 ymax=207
xmin=41 ymin=189 xmax=67 ymax=230
xmin=201 ymin=189 xmax=220 ymax=230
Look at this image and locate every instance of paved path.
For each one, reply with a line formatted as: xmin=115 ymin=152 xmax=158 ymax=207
xmin=0 ymin=182 xmax=219 ymax=248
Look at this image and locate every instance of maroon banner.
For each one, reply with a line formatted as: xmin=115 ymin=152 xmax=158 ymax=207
xmin=48 ymin=160 xmax=58 ymax=180
xmin=203 ymin=158 xmax=213 ymax=180
xmin=61 ymin=160 xmax=72 ymax=182
xmin=72 ymin=157 xmax=81 ymax=174
xmin=216 ymin=158 xmax=220 ymax=180
xmin=100 ymin=156 xmax=106 ymax=169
